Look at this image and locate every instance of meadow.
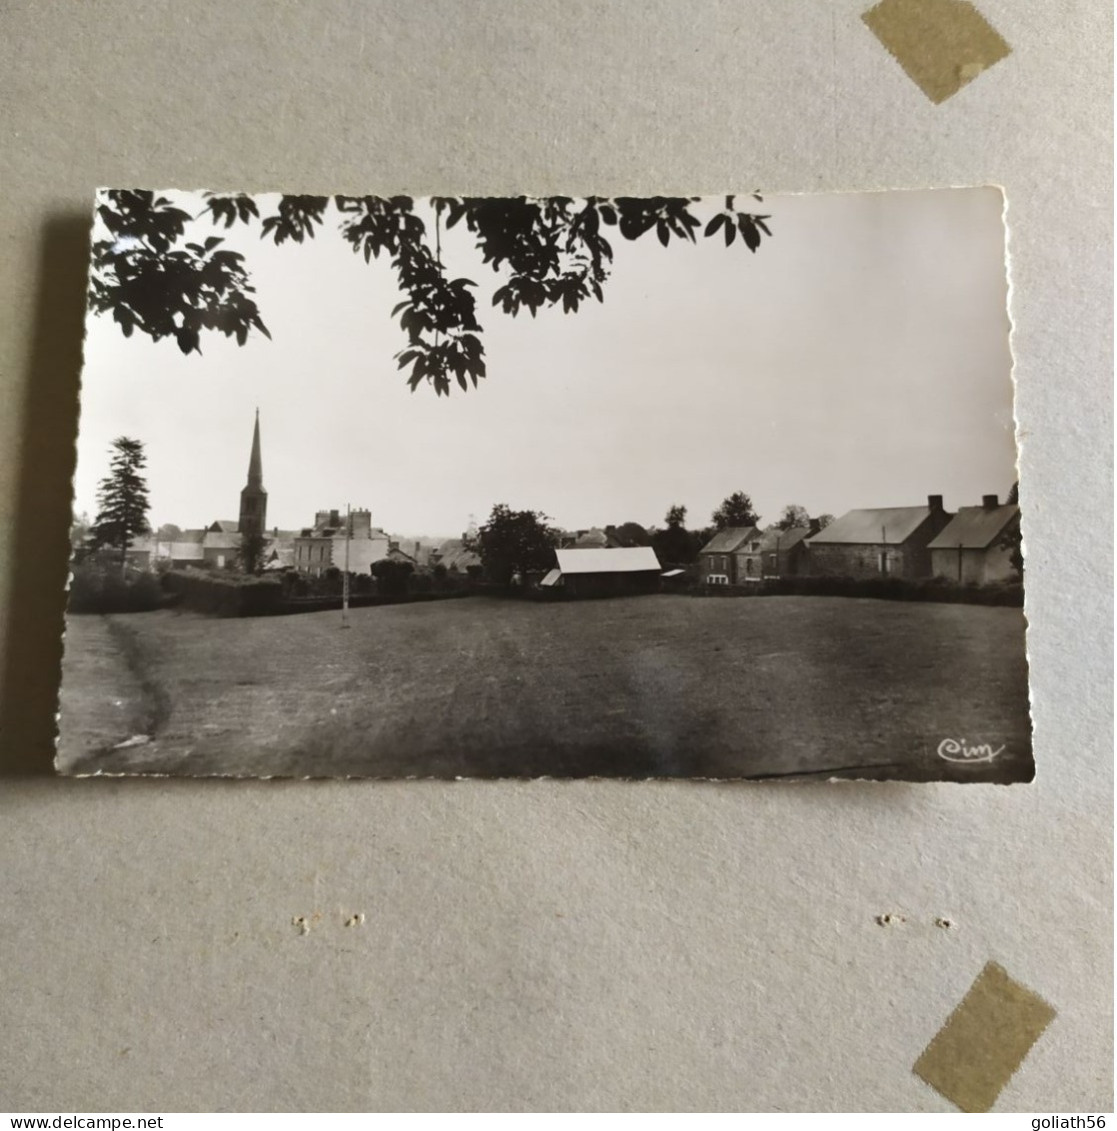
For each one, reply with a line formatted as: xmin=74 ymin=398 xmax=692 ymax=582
xmin=57 ymin=595 xmax=1033 ymax=782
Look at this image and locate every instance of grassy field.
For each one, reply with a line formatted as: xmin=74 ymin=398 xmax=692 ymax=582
xmin=56 ymin=594 xmax=1033 ymax=782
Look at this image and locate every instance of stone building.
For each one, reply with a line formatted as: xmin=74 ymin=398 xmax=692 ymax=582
xmin=697 ymin=526 xmax=761 ymax=585
xmin=293 ymin=508 xmax=391 ymax=576
xmin=759 ymin=525 xmax=813 ymax=579
xmin=927 ymin=495 xmax=1021 ymax=584
xmin=805 ymin=496 xmax=953 ymax=580
xmin=734 ymin=529 xmax=767 ymax=583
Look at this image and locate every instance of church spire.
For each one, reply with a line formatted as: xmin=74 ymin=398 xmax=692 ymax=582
xmin=247 ymin=407 xmax=263 ymax=488
xmin=239 ymin=409 xmax=267 ymax=539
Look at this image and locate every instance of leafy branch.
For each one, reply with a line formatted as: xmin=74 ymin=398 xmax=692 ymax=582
xmin=90 ymin=190 xmax=270 ymax=356
xmin=90 ymin=191 xmax=773 ymax=395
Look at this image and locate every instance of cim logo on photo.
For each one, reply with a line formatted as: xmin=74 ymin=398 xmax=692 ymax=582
xmin=936 ymin=737 xmax=1005 ymax=764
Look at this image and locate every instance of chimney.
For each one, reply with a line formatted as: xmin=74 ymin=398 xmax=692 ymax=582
xmin=808 ymin=517 xmax=821 ymax=536
xmin=414 ymin=541 xmax=421 ymax=559
xmin=329 ymin=509 xmax=340 ymax=527
xmin=982 ymin=494 xmax=999 ymax=509
xmin=927 ymin=494 xmax=944 ymax=512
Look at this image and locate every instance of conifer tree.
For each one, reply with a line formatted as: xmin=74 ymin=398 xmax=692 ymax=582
xmin=90 ymin=437 xmax=151 ymax=568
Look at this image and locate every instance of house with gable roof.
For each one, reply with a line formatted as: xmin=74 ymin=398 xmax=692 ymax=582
xmin=697 ymin=526 xmax=761 ymax=585
xmin=805 ymin=495 xmax=952 ymax=579
xmin=760 ymin=525 xmax=814 ymax=579
xmin=927 ymin=494 xmax=1020 ymax=584
xmin=429 ymin=537 xmax=482 ymax=575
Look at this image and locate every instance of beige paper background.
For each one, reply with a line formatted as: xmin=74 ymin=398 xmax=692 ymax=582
xmin=0 ymin=0 xmax=1110 ymax=1112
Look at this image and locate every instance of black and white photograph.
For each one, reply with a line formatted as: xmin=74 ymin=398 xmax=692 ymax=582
xmin=57 ymin=186 xmax=1030 ymax=782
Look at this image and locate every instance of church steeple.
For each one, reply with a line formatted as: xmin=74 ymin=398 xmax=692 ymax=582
xmin=247 ymin=408 xmax=263 ymax=487
xmin=239 ymin=409 xmax=267 ymax=538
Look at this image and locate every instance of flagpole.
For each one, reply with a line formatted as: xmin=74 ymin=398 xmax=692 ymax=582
xmin=341 ymin=503 xmax=351 ymax=628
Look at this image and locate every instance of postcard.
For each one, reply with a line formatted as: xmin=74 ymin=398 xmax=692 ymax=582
xmin=56 ymin=187 xmax=1029 ymax=780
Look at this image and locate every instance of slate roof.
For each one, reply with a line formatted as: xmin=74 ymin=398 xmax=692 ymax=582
xmin=434 ymin=539 xmax=481 ymax=571
xmin=555 ymin=547 xmax=661 ymax=574
xmin=572 ymin=527 xmax=624 ymax=549
xmin=203 ymin=532 xmax=242 ymax=550
xmin=927 ymin=505 xmax=1019 ymax=550
xmin=208 ymin=520 xmax=239 ymax=534
xmin=758 ymin=526 xmax=811 ymax=552
xmin=165 ymin=542 xmax=205 ymax=561
xmin=806 ymin=507 xmax=936 ymax=546
xmin=699 ymin=526 xmax=760 ymax=555
xmin=266 ymin=544 xmax=296 ymax=567
xmin=131 ymin=536 xmax=205 ymax=561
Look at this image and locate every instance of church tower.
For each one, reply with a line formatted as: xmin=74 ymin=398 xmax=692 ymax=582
xmin=238 ymin=409 xmax=267 ymax=539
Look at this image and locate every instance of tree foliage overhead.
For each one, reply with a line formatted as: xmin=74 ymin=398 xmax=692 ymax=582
xmin=91 ymin=191 xmax=773 ymax=397
xmin=90 ymin=437 xmax=151 ymax=565
xmin=90 ymin=192 xmax=271 ymax=358
xmin=472 ymin=504 xmax=558 ymax=584
xmin=711 ymin=491 xmax=760 ymax=531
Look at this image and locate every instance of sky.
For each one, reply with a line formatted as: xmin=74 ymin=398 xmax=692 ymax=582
xmin=73 ymin=187 xmax=1016 ymax=538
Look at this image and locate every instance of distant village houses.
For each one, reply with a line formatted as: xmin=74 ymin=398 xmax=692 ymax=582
xmin=97 ymin=414 xmax=415 ymax=580
xmin=85 ymin=411 xmax=1020 ymax=598
xmin=692 ymin=493 xmax=1018 ymax=588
